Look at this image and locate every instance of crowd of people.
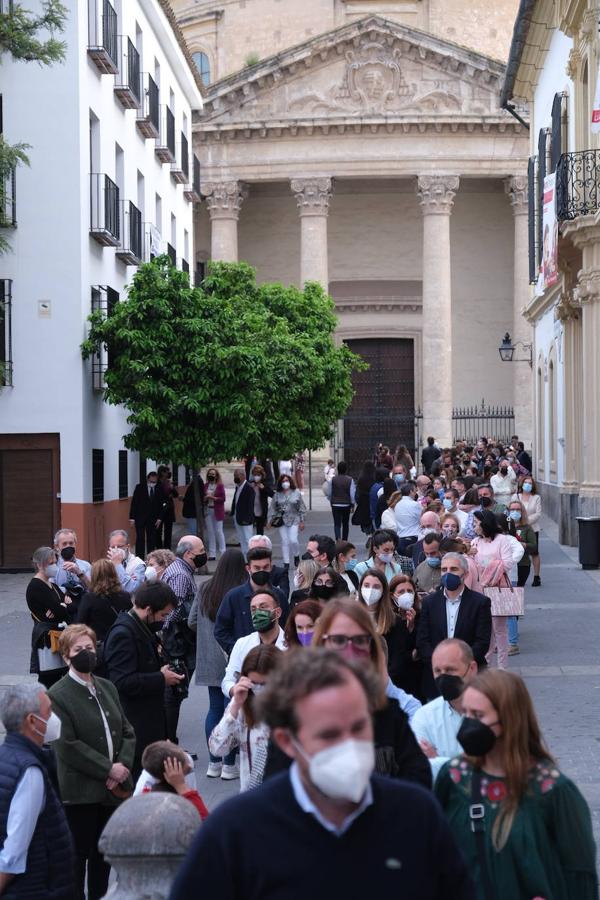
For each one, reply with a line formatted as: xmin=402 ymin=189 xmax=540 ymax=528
xmin=2 ymin=435 xmax=597 ymax=900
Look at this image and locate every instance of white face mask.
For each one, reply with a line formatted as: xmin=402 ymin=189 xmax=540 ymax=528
xmin=361 ymin=587 xmax=382 ymax=606
xmin=32 ymin=711 xmax=62 ymax=743
xmin=45 ymin=564 xmax=58 ymax=579
xmin=144 ymin=566 xmax=157 ymax=582
xmin=377 ymin=551 xmax=394 ymax=564
xmin=281 ymin=482 xmax=291 ymax=491
xmin=394 ymin=592 xmax=414 ymax=611
xmin=296 ymin=738 xmax=375 ymax=804
xmin=293 ymin=573 xmax=303 ymax=590
xmin=253 ymin=475 xmax=262 ymax=482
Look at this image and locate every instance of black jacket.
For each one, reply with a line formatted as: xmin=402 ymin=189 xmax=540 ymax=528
xmin=421 ymin=445 xmax=441 ymax=475
xmin=103 ymin=611 xmax=166 ymax=768
xmin=129 ymin=482 xmax=164 ymax=525
xmin=230 ymin=480 xmax=255 ymax=526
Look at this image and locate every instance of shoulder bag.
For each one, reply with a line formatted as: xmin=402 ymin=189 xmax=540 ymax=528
xmin=483 ymin=574 xmax=525 ymax=617
xmin=470 ymin=768 xmax=497 ymax=900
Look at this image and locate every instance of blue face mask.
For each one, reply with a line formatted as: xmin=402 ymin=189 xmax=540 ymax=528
xmin=345 ymin=558 xmax=358 ymax=571
xmin=509 ymin=510 xmax=521 ymax=521
xmin=442 ymin=498 xmax=453 ymax=510
xmin=522 ymin=483 xmax=533 ymax=493
xmin=393 ymin=474 xmax=405 ymax=486
xmin=426 ymin=556 xmax=441 ymax=568
xmin=441 ymin=572 xmax=462 ymax=591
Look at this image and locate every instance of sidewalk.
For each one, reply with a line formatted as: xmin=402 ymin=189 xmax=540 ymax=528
xmin=1 ymin=511 xmax=600 ymax=845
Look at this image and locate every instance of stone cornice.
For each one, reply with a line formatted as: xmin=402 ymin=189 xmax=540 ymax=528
xmin=194 ymin=115 xmax=523 ymax=141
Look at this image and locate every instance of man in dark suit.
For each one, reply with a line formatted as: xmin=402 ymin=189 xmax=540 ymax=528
xmin=417 ymin=551 xmax=491 ymax=699
xmin=230 ymin=467 xmax=255 ymax=556
xmin=420 ymin=436 xmax=441 ymax=475
xmin=129 ymin=471 xmax=163 ymax=558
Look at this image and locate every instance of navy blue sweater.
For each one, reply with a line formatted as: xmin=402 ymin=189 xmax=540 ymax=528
xmin=170 ymin=772 xmax=475 ymax=900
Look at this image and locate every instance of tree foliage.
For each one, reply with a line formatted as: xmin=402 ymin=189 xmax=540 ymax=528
xmin=0 ymin=0 xmax=67 ymax=252
xmin=81 ymin=258 xmax=365 ymax=466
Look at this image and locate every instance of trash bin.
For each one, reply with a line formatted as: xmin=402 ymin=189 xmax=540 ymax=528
xmin=576 ymin=517 xmax=600 ymax=569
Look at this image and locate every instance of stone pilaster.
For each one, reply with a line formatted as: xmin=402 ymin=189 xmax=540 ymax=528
xmin=291 ymin=177 xmax=332 ymax=288
xmin=417 ymin=174 xmax=459 ymax=448
xmin=505 ymin=175 xmax=533 ymax=448
xmin=202 ymin=181 xmax=248 ymax=262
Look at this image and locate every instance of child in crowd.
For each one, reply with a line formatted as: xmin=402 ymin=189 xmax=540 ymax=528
xmin=139 ymin=741 xmax=209 ymax=820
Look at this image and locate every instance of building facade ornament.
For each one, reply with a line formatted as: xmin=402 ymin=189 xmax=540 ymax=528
xmin=505 ymin=174 xmax=528 ymax=214
xmin=291 ymin=177 xmax=333 ymax=216
xmin=417 ymin=175 xmax=460 ymax=214
xmin=202 ymin=181 xmax=248 ymax=220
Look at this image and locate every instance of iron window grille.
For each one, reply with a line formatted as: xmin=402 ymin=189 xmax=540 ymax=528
xmin=87 ymin=0 xmax=118 ymax=74
xmin=167 ymin=243 xmax=176 ymax=266
xmin=116 ymin=200 xmax=142 ymax=265
xmin=90 ymin=285 xmax=118 ymax=390
xmin=184 ymin=155 xmax=201 ymax=203
xmin=0 ymin=168 xmax=16 ymax=228
xmin=0 ymin=278 xmax=12 ymax=388
xmin=92 ymin=449 xmax=105 ymax=502
xmin=136 ymin=73 xmax=160 ymax=138
xmin=114 ymin=36 xmax=141 ymax=109
xmin=118 ymin=450 xmax=128 ymax=499
xmin=556 ymin=150 xmax=600 ymax=222
xmin=90 ymin=173 xmax=120 ymax=246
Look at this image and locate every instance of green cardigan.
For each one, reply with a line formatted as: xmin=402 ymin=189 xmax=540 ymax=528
xmin=49 ymin=672 xmax=136 ymax=805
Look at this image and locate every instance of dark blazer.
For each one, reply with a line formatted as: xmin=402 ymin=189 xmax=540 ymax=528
xmin=214 ymin=580 xmax=288 ymax=655
xmin=411 ymin=538 xmax=426 ymax=567
xmin=416 ymin=586 xmax=492 ymax=674
xmin=103 ymin=611 xmax=166 ymax=772
xmin=421 ymin=445 xmax=441 ymax=475
xmin=230 ymin=480 xmax=255 ymax=526
xmin=129 ymin=482 xmax=163 ymax=525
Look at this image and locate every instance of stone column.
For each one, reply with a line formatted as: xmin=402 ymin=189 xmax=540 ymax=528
xmin=505 ymin=176 xmax=533 ymax=448
xmin=290 ymin=177 xmax=332 ymax=288
xmin=417 ymin=175 xmax=459 ymax=448
xmin=202 ymin=181 xmax=247 ymax=262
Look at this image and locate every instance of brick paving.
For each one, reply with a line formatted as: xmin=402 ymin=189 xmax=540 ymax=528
xmin=2 ymin=510 xmax=600 ymax=845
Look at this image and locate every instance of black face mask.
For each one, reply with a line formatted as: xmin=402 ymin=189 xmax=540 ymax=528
xmin=251 ymin=570 xmax=271 ymax=587
xmin=147 ymin=617 xmax=164 ymax=634
xmin=207 ymin=475 xmax=216 ymax=482
xmin=500 ymin=468 xmax=508 ymax=476
xmin=193 ymin=553 xmax=208 ymax=569
xmin=234 ymin=477 xmax=242 ymax=485
xmin=70 ymin=649 xmax=97 ymax=674
xmin=61 ymin=547 xmax=76 ymax=561
xmin=457 ymin=717 xmax=499 ymax=756
xmin=312 ymin=583 xmax=335 ymax=600
xmin=301 ymin=551 xmax=315 ymax=561
xmin=480 ymin=496 xmax=492 ymax=508
xmin=435 ymin=673 xmax=466 ymax=703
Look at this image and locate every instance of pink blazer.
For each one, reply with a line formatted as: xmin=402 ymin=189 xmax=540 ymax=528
xmin=204 ymin=482 xmax=226 ymax=522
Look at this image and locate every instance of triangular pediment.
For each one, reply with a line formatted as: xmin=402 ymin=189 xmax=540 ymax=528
xmin=198 ymin=16 xmax=507 ymax=128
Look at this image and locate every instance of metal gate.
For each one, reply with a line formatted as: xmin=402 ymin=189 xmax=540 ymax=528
xmin=337 ymin=339 xmax=418 ymax=475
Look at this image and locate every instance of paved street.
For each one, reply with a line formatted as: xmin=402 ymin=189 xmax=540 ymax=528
xmin=1 ymin=511 xmax=600 ymax=840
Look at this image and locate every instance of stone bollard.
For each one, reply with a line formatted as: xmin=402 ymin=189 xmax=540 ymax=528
xmin=99 ymin=793 xmax=200 ymax=899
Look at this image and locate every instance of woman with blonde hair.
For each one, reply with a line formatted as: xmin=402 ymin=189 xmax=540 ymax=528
xmin=312 ymin=599 xmax=430 ymax=787
xmin=144 ymin=548 xmax=175 ymax=582
xmin=435 ymin=669 xmax=597 ymax=899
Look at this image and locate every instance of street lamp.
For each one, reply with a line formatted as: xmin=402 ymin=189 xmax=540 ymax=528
xmin=498 ymin=332 xmax=532 ymax=366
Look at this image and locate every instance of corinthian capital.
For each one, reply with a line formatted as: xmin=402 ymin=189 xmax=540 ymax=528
xmin=202 ymin=181 xmax=248 ymax=220
xmin=291 ymin=177 xmax=333 ymax=216
xmin=505 ymin=175 xmax=528 ymax=215
xmin=417 ymin=175 xmax=460 ymax=214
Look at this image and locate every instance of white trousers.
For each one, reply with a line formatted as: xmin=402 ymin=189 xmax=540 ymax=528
xmin=205 ymin=509 xmax=226 ymax=556
xmin=280 ymin=524 xmax=299 ymax=564
xmin=235 ymin=521 xmax=254 ymax=557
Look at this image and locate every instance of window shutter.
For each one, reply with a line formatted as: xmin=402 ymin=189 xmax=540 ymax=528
xmin=550 ymin=93 xmax=563 ymax=172
xmin=537 ymin=130 xmax=547 ymax=268
xmin=528 ymin=157 xmax=537 ymax=283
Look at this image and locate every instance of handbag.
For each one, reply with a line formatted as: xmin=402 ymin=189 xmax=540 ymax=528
xmin=37 ymin=646 xmax=65 ymax=671
xmin=270 ymin=515 xmax=284 ymax=528
xmin=483 ymin=575 xmax=525 ymax=617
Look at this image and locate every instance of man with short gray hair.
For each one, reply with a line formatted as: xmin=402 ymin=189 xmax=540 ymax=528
xmin=0 ymin=684 xmax=74 ymax=897
xmin=53 ymin=528 xmax=91 ymax=594
xmin=417 ymin=552 xmax=491 ymax=699
xmin=107 ymin=529 xmax=145 ymax=593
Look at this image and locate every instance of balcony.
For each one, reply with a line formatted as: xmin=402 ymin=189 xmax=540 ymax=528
xmin=145 ymin=222 xmax=162 ymax=260
xmin=87 ymin=0 xmax=118 ymax=75
xmin=171 ymin=133 xmax=188 ymax=184
xmin=167 ymin=243 xmax=176 ymax=266
xmin=0 ymin=169 xmax=16 ymax=228
xmin=184 ymin=155 xmax=201 ymax=203
xmin=116 ymin=200 xmax=142 ymax=265
xmin=556 ymin=150 xmax=600 ymax=222
xmin=136 ymin=72 xmax=160 ymax=138
xmin=181 ymin=258 xmax=189 ymax=274
xmin=114 ymin=36 xmax=141 ymax=109
xmin=155 ymin=107 xmax=175 ymax=163
xmin=90 ymin=173 xmax=120 ymax=246
xmin=0 ymin=279 xmax=13 ymax=388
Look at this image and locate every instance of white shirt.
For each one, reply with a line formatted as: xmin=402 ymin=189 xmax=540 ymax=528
xmin=393 ymin=496 xmax=422 ymax=537
xmin=445 ymin=592 xmax=463 ymax=638
xmin=0 ymin=766 xmax=45 ymax=874
xmin=116 ymin=552 xmax=145 ymax=593
xmin=222 ymin=627 xmax=287 ymax=699
xmin=410 ymin=696 xmax=464 ymax=782
xmin=68 ymin=669 xmax=114 ymax=762
xmin=289 ymin=762 xmax=373 ymax=837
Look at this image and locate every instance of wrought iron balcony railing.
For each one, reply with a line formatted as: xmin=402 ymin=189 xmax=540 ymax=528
xmin=90 ymin=173 xmax=120 ymax=246
xmin=87 ymin=0 xmax=118 ymax=74
xmin=184 ymin=155 xmax=201 ymax=203
xmin=116 ymin=200 xmax=142 ymax=265
xmin=136 ymin=73 xmax=160 ymax=138
xmin=155 ymin=107 xmax=175 ymax=164
xmin=114 ymin=36 xmax=141 ymax=109
xmin=556 ymin=149 xmax=600 ymax=222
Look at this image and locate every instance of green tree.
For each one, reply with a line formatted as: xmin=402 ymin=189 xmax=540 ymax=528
xmin=81 ymin=258 xmax=364 ymax=466
xmin=0 ymin=1 xmax=67 ymax=250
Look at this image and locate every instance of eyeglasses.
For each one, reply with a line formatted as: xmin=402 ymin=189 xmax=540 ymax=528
xmin=323 ymin=634 xmax=372 ymax=650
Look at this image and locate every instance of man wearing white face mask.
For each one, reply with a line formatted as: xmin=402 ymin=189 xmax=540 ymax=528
xmin=171 ymin=650 xmax=475 ymax=900
xmin=0 ymin=684 xmax=74 ymax=898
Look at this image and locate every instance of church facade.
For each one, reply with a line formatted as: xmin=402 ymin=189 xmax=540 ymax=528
xmin=173 ymin=0 xmax=531 ymax=464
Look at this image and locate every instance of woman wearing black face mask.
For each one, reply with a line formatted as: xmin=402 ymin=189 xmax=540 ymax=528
xmin=49 ymin=624 xmax=136 ymax=900
xmin=435 ymin=669 xmax=597 ymax=900
xmin=309 ymin=567 xmax=349 ymax=603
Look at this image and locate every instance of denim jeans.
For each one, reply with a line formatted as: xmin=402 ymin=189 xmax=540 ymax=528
xmin=508 ymin=616 xmax=519 ymax=646
xmin=206 ymin=686 xmax=235 ymax=765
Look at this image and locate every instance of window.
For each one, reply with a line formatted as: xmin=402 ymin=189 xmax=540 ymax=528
xmin=536 ymin=357 xmax=545 ymax=479
xmin=91 ymin=286 xmax=118 ymax=389
xmin=550 ymin=93 xmax=566 ymax=173
xmin=536 ymin=129 xmax=548 ymax=270
xmin=527 ymin=157 xmax=536 ymax=284
xmin=92 ymin=449 xmax=104 ymax=502
xmin=118 ymin=450 xmax=128 ymax=499
xmin=0 ymin=279 xmax=12 ymax=387
xmin=192 ymin=51 xmax=210 ymax=86
xmin=548 ymin=347 xmax=558 ymax=480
